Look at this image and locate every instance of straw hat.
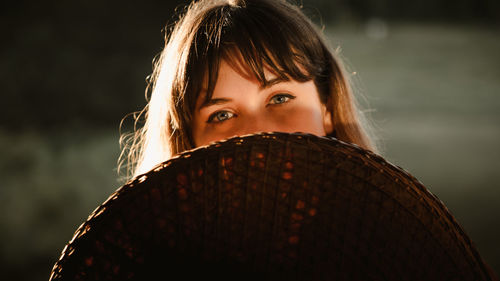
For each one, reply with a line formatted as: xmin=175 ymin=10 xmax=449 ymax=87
xmin=49 ymin=132 xmax=495 ymax=280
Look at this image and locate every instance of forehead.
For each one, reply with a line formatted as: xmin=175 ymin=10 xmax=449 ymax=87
xmin=189 ymin=35 xmax=318 ymax=118
xmin=223 ymin=51 xmax=282 ymax=83
xmin=203 ymin=47 xmax=310 ymax=92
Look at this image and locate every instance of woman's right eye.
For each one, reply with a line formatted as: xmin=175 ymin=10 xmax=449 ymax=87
xmin=207 ymin=110 xmax=235 ymax=123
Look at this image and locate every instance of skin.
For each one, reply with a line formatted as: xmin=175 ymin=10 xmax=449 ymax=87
xmin=192 ymin=60 xmax=333 ymax=147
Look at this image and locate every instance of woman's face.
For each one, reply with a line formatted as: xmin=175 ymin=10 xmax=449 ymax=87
xmin=192 ymin=60 xmax=333 ymax=147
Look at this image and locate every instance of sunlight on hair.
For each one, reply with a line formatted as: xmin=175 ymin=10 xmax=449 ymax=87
xmin=120 ymin=0 xmax=380 ymax=181
xmin=135 ymin=43 xmax=180 ymax=176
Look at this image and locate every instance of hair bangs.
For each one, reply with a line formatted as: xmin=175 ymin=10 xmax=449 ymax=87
xmin=198 ymin=2 xmax=321 ymax=107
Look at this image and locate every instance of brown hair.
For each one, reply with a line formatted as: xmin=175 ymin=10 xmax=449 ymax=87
xmin=119 ymin=0 xmax=378 ymax=179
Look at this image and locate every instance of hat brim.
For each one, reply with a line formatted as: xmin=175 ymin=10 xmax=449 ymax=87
xmin=49 ymin=132 xmax=494 ymax=281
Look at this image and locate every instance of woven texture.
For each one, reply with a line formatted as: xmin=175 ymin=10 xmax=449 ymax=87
xmin=49 ymin=132 xmax=494 ymax=281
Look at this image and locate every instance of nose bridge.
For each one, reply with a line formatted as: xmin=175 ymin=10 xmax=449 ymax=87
xmin=237 ymin=110 xmax=271 ymax=135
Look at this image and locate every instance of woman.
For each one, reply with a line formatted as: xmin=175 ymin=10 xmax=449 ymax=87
xmin=120 ymin=0 xmax=378 ymax=179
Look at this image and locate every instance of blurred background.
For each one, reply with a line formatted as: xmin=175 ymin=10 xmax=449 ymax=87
xmin=1 ymin=0 xmax=499 ymax=280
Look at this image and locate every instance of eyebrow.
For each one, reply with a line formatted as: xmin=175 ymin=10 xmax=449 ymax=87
xmin=261 ymin=77 xmax=288 ymax=89
xmin=199 ymin=98 xmax=233 ymax=110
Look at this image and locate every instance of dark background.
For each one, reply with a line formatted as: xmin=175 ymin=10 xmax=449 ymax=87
xmin=1 ymin=0 xmax=499 ymax=131
xmin=1 ymin=0 xmax=499 ymax=280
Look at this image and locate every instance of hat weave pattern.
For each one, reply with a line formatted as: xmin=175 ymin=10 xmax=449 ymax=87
xmin=49 ymin=132 xmax=494 ymax=280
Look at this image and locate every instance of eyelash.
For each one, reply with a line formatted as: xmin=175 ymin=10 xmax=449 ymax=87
xmin=207 ymin=111 xmax=236 ymax=123
xmin=267 ymin=93 xmax=296 ymax=106
xmin=206 ymin=93 xmax=296 ymax=124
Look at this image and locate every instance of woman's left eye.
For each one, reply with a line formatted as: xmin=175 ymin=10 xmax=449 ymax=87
xmin=268 ymin=93 xmax=296 ymax=105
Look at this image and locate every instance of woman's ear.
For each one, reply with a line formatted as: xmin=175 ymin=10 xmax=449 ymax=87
xmin=322 ymin=106 xmax=334 ymax=135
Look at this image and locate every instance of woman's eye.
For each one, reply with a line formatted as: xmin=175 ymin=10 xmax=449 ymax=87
xmin=268 ymin=93 xmax=296 ymax=105
xmin=207 ymin=110 xmax=235 ymax=123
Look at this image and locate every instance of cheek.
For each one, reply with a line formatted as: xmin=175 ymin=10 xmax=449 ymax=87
xmin=191 ymin=115 xmax=207 ymax=146
xmin=192 ymin=113 xmax=240 ymax=147
xmin=271 ymin=104 xmax=326 ymax=135
xmin=193 ymin=125 xmax=232 ymax=146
